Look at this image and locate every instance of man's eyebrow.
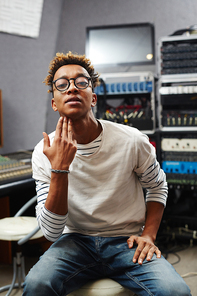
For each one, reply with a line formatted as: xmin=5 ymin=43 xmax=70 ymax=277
xmin=57 ymin=73 xmax=90 ymax=79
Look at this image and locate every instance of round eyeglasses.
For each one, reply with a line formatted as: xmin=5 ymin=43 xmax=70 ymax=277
xmin=52 ymin=76 xmax=92 ymax=92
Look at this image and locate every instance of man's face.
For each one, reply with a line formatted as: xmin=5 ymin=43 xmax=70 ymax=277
xmin=51 ymin=64 xmax=97 ymax=120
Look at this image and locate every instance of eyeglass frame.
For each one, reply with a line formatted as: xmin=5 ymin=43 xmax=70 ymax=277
xmin=52 ymin=76 xmax=92 ymax=92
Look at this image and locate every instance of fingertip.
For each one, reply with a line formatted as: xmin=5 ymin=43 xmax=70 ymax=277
xmin=146 ymin=256 xmax=151 ymax=261
xmin=43 ymin=132 xmax=49 ymax=143
xmin=156 ymin=248 xmax=161 ymax=256
xmin=56 ymin=116 xmax=63 ymax=128
xmin=127 ymin=242 xmax=133 ymax=248
xmin=68 ymin=118 xmax=72 ymax=125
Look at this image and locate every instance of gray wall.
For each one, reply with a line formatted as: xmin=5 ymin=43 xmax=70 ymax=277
xmin=57 ymin=0 xmax=197 ymax=61
xmin=0 ymin=0 xmax=197 ymax=154
xmin=0 ymin=0 xmax=63 ymax=154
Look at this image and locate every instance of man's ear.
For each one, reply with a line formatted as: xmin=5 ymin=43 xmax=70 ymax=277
xmin=91 ymin=93 xmax=97 ymax=107
xmin=51 ymin=98 xmax=58 ymax=111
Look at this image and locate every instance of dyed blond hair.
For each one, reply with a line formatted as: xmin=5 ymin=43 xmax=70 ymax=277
xmin=44 ymin=51 xmax=100 ymax=93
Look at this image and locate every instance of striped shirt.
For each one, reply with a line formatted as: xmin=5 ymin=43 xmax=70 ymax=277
xmin=33 ymin=120 xmax=168 ymax=242
xmin=77 ymin=132 xmax=102 ymax=156
xmin=35 ymin=133 xmax=103 ymax=241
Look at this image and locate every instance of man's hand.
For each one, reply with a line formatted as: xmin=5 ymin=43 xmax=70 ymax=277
xmin=127 ymin=235 xmax=161 ymax=265
xmin=127 ymin=202 xmax=164 ymax=265
xmin=43 ymin=116 xmax=77 ymax=170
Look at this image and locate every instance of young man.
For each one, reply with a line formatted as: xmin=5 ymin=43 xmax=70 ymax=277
xmin=23 ymin=52 xmax=191 ymax=295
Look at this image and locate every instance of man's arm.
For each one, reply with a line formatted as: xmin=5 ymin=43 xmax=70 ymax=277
xmin=43 ymin=116 xmax=77 ymax=215
xmin=127 ymin=201 xmax=164 ymax=264
xmin=35 ymin=181 xmax=68 ymax=242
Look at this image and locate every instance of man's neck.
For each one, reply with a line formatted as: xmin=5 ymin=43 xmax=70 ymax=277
xmin=70 ymin=114 xmax=102 ymax=144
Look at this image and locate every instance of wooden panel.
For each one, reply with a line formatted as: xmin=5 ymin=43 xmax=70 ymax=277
xmin=0 ymin=195 xmax=10 ymax=218
xmin=0 ymin=196 xmax=12 ymax=264
xmin=0 ymin=90 xmax=3 ymax=148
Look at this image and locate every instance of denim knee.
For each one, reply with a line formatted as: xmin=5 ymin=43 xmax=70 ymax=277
xmin=23 ymin=269 xmax=44 ymax=295
xmin=148 ymin=270 xmax=191 ymax=296
xmin=155 ymin=280 xmax=191 ymax=296
xmin=23 ymin=259 xmax=63 ymax=296
xmin=148 ymin=261 xmax=191 ymax=296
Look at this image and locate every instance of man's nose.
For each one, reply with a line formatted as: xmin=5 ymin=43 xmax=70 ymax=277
xmin=67 ymin=79 xmax=77 ymax=91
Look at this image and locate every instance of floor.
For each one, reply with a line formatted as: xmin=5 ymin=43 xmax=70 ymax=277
xmin=0 ymin=242 xmax=197 ymax=296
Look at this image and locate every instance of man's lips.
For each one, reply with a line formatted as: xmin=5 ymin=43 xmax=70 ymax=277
xmin=65 ymin=97 xmax=81 ymax=104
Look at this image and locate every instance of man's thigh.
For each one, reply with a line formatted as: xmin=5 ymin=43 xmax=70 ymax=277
xmin=24 ymin=234 xmax=103 ymax=295
xmin=101 ymin=237 xmax=191 ymax=296
xmin=24 ymin=235 xmax=191 ymax=296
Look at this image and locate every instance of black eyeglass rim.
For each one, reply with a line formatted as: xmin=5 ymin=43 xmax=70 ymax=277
xmin=52 ymin=76 xmax=92 ymax=92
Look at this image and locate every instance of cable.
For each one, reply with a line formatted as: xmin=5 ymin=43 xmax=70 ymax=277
xmin=156 ymin=234 xmax=197 ymax=279
xmin=156 ymin=234 xmax=190 ymax=266
xmin=165 ymin=252 xmax=181 ymax=265
xmin=169 ymin=25 xmax=197 ymax=36
xmin=181 ymin=272 xmax=197 ymax=278
xmin=97 ymin=78 xmax=107 ymax=119
xmin=169 ymin=28 xmax=193 ymax=36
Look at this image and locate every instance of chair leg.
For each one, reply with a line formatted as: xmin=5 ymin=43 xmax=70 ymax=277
xmin=21 ymin=256 xmax=26 ymax=283
xmin=0 ymin=252 xmax=26 ymax=296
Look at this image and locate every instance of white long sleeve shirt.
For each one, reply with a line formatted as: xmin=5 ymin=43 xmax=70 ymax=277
xmin=32 ymin=120 xmax=168 ymax=241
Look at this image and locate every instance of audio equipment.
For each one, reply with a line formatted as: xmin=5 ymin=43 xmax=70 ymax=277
xmin=0 ymin=151 xmax=32 ymax=186
xmin=0 ymin=90 xmax=3 ymax=148
xmin=158 ymin=75 xmax=197 ymax=131
xmin=158 ymin=34 xmax=197 ymax=76
xmin=161 ymin=137 xmax=197 ymax=189
xmin=95 ymin=72 xmax=155 ymax=133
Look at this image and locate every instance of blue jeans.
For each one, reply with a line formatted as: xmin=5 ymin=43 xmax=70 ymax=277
xmin=23 ymin=233 xmax=191 ymax=296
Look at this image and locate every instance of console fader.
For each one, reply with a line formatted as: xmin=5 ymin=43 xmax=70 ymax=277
xmin=0 ymin=151 xmax=32 ymax=185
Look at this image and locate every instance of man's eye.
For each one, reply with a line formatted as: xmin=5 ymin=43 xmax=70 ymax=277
xmin=56 ymin=80 xmax=68 ymax=89
xmin=77 ymin=81 xmax=87 ymax=86
xmin=58 ymin=83 xmax=67 ymax=88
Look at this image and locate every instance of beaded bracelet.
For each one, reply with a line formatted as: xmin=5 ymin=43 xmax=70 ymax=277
xmin=50 ymin=168 xmax=70 ymax=174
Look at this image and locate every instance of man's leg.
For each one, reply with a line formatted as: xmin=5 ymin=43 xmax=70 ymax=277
xmin=99 ymin=237 xmax=191 ymax=296
xmin=23 ymin=234 xmax=104 ymax=296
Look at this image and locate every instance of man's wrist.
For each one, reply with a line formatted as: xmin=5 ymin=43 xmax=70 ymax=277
xmin=51 ymin=168 xmax=70 ymax=174
xmin=141 ymin=230 xmax=156 ymax=243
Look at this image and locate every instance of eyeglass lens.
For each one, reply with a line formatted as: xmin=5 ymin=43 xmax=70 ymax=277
xmin=55 ymin=77 xmax=90 ymax=91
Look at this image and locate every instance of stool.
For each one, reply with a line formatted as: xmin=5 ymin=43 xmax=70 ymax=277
xmin=0 ymin=195 xmax=43 ymax=296
xmin=67 ymin=278 xmax=136 ymax=296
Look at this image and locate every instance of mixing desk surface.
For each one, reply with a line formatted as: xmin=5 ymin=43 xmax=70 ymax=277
xmin=0 ymin=151 xmax=33 ymax=186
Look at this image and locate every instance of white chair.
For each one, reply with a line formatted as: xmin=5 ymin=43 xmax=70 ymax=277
xmin=0 ymin=195 xmax=43 ymax=296
xmin=67 ymin=278 xmax=136 ymax=296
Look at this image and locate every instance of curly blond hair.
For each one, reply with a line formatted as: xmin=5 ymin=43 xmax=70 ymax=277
xmin=44 ymin=51 xmax=100 ymax=93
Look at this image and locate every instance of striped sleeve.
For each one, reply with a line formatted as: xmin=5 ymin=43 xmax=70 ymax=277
xmin=35 ymin=180 xmax=68 ymax=242
xmin=137 ymin=161 xmax=168 ymax=206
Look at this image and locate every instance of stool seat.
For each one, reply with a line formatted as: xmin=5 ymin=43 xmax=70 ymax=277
xmin=0 ymin=216 xmax=43 ymax=241
xmin=67 ymin=278 xmax=135 ymax=296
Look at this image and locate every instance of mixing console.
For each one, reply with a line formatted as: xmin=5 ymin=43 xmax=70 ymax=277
xmin=0 ymin=151 xmax=32 ymax=185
